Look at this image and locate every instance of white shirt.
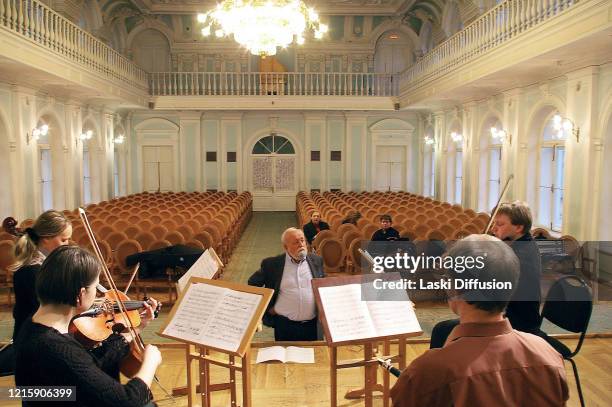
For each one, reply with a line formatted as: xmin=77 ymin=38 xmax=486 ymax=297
xmin=273 ymin=254 xmax=317 ymax=321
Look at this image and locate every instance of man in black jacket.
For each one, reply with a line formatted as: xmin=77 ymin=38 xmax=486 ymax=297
xmin=429 ymin=201 xmax=542 ymax=348
xmin=303 ymin=211 xmax=330 ymax=245
xmin=248 ymin=228 xmax=325 ymax=341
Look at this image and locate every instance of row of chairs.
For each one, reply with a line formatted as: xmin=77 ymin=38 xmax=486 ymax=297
xmin=0 ymin=191 xmax=253 ymax=304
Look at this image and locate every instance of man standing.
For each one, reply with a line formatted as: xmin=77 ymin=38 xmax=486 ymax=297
xmin=248 ymin=228 xmax=325 ymax=341
xmin=429 ymin=201 xmax=542 ymax=348
xmin=303 ymin=211 xmax=330 ymax=245
xmin=391 ymin=235 xmax=567 ymax=407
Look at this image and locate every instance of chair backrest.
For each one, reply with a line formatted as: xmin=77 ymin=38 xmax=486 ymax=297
xmin=319 ymin=238 xmax=345 ymax=272
xmin=541 ymin=276 xmax=592 ymax=334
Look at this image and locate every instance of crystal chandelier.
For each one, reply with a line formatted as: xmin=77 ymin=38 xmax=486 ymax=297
xmin=197 ymin=0 xmax=328 ymax=57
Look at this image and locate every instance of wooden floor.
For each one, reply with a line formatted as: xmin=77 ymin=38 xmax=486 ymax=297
xmin=1 ymin=337 xmax=610 ymax=406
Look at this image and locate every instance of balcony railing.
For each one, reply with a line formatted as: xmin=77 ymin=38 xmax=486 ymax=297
xmin=399 ymin=0 xmax=580 ymax=86
xmin=0 ymin=0 xmax=148 ymax=90
xmin=149 ymin=72 xmax=399 ymax=97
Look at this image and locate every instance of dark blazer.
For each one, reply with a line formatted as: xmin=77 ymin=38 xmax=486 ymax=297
xmin=303 ymin=221 xmax=330 ymax=244
xmin=248 ymin=253 xmax=325 ymax=327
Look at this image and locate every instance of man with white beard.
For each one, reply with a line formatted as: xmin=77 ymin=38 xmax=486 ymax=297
xmin=248 ymin=228 xmax=325 ymax=341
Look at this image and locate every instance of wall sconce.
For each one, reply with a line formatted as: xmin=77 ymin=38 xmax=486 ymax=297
xmin=76 ymin=130 xmax=93 ymax=147
xmin=113 ymin=134 xmax=125 ymax=144
xmin=490 ymin=127 xmax=511 ymax=144
xmin=450 ymin=131 xmax=463 ymax=143
xmin=27 ymin=124 xmax=48 ymax=145
xmin=553 ymin=113 xmax=579 ymax=142
xmin=424 ymin=135 xmax=435 ymax=146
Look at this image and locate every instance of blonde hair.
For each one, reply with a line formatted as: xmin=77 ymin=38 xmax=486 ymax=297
xmin=11 ymin=210 xmax=71 ymax=271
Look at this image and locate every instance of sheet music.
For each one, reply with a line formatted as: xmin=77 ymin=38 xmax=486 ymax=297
xmin=162 ymin=283 xmax=261 ymax=352
xmin=256 ymin=346 xmax=315 ymax=364
xmin=177 ymin=250 xmax=219 ymax=293
xmin=199 ymin=289 xmax=260 ymax=352
xmin=318 ymin=284 xmax=376 ymax=342
xmin=162 ymin=283 xmax=223 ymax=342
xmin=366 ymin=299 xmax=421 ymax=337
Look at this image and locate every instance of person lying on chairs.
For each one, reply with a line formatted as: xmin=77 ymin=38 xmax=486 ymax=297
xmin=390 ymin=235 xmax=568 ymax=407
xmin=248 ymin=228 xmax=325 ymax=341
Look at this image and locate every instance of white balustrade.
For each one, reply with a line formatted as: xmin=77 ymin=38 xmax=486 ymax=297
xmin=399 ymin=0 xmax=579 ymax=86
xmin=148 ymin=71 xmax=399 ymax=97
xmin=0 ymin=0 xmax=147 ymax=90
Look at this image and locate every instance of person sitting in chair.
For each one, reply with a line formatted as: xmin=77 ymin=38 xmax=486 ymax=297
xmin=371 ymin=214 xmax=400 ymax=242
xmin=429 ymin=201 xmax=542 ymax=348
xmin=303 ymin=211 xmax=330 ymax=246
xmin=248 ymin=228 xmax=325 ymax=341
xmin=391 ymin=235 xmax=568 ymax=407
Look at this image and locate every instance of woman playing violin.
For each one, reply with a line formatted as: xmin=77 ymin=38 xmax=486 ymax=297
xmin=15 ymin=245 xmax=162 ymax=407
xmin=11 ymin=210 xmax=72 ymax=340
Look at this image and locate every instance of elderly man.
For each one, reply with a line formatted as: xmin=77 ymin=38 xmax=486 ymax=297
xmin=391 ymin=235 xmax=568 ymax=407
xmin=303 ymin=211 xmax=330 ymax=245
xmin=248 ymin=228 xmax=325 ymax=341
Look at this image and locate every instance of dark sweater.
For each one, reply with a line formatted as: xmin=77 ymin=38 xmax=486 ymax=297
xmin=371 ymin=227 xmax=400 ymax=242
xmin=15 ymin=319 xmax=152 ymax=407
xmin=12 ymin=264 xmax=41 ymax=340
xmin=303 ymin=221 xmax=330 ymax=244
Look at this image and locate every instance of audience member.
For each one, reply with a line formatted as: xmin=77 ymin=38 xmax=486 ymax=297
xmin=303 ymin=211 xmax=330 ymax=245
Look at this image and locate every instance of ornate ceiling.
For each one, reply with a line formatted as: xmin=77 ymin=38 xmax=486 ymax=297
xmin=130 ymin=0 xmax=412 ymax=15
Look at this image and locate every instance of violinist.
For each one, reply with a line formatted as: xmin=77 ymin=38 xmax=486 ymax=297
xmin=10 ymin=210 xmax=72 ymax=341
xmin=15 ymin=245 xmax=162 ymax=407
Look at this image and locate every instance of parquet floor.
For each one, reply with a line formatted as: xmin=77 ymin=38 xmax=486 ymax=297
xmin=1 ymin=338 xmax=610 ymax=406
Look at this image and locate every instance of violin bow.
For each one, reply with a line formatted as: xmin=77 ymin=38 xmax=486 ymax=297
xmin=483 ymin=174 xmax=514 ymax=235
xmin=78 ymin=208 xmax=146 ymax=354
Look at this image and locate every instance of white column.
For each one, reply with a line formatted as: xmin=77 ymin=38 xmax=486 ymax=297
xmin=433 ymin=111 xmax=446 ymax=201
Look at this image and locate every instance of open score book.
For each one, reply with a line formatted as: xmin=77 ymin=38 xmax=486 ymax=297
xmin=318 ymin=283 xmax=422 ymax=343
xmin=255 ymin=346 xmax=315 ymax=364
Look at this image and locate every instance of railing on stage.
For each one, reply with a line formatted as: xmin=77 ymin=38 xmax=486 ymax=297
xmin=149 ymin=71 xmax=399 ymax=97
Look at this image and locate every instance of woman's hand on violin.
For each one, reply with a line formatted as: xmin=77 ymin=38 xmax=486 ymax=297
xmin=139 ymin=297 xmax=160 ymax=330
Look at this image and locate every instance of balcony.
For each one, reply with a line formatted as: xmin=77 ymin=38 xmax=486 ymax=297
xmin=148 ymin=71 xmax=399 ymax=111
xmin=0 ymin=0 xmax=148 ymax=106
xmin=398 ymin=0 xmax=612 ymax=109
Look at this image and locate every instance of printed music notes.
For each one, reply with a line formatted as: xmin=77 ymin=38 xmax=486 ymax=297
xmin=162 ymin=282 xmax=261 ymax=353
xmin=177 ymin=249 xmax=223 ymax=293
xmin=255 ymin=346 xmax=315 ymax=364
xmin=317 ymin=282 xmax=421 ymax=344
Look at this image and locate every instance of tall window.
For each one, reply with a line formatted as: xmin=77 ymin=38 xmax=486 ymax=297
xmin=479 ymin=119 xmax=503 ymax=212
xmin=83 ymin=147 xmax=91 ymax=204
xmin=538 ymin=115 xmax=565 ymax=231
xmin=113 ymin=148 xmax=120 ymax=197
xmin=423 ymin=144 xmax=435 ymax=197
xmin=39 ymin=147 xmax=53 ymax=211
xmin=454 ymin=149 xmax=462 ymax=204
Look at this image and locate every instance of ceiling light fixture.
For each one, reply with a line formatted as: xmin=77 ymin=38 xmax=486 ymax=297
xmin=197 ymin=0 xmax=328 ymax=57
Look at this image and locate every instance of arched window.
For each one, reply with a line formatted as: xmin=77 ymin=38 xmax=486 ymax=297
xmin=423 ymin=126 xmax=435 ymax=197
xmin=538 ymin=114 xmax=566 ymax=231
xmin=251 ymin=134 xmax=295 ymax=155
xmin=478 ymin=117 xmax=503 ymax=212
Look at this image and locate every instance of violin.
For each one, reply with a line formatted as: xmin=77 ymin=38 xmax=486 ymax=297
xmin=74 ymin=208 xmax=153 ymax=378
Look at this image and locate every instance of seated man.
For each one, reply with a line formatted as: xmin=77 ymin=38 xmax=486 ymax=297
xmin=248 ymin=228 xmax=325 ymax=341
xmin=391 ymin=235 xmax=568 ymax=407
xmin=371 ymin=214 xmax=400 ymax=241
xmin=303 ymin=211 xmax=330 ymax=245
xmin=429 ymin=201 xmax=542 ymax=348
